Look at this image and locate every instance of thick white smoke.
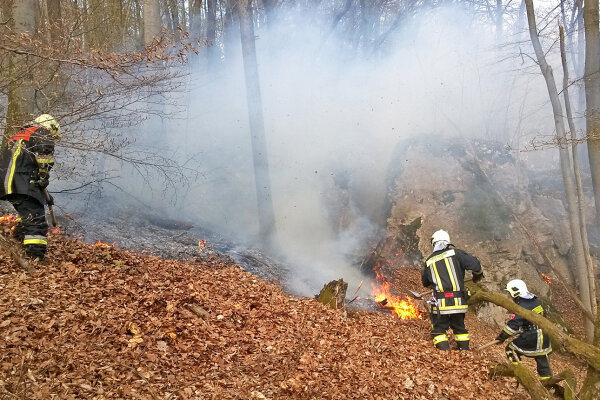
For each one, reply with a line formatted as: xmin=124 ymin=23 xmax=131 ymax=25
xmin=85 ymin=5 xmax=560 ymax=296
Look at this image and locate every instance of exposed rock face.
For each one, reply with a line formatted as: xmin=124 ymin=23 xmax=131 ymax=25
xmin=383 ymin=136 xmax=577 ymax=326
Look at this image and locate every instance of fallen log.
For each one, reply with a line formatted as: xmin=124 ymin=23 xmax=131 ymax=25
xmin=491 ymin=363 xmax=551 ymax=400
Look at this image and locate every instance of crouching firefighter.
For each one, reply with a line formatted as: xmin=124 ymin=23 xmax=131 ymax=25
xmin=422 ymin=229 xmax=484 ymax=350
xmin=495 ymin=279 xmax=552 ymax=380
xmin=0 ymin=114 xmax=60 ymax=261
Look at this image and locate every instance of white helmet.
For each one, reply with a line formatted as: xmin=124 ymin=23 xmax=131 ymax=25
xmin=431 ymin=229 xmax=450 ymax=245
xmin=33 ymin=114 xmax=60 ymax=139
xmin=505 ymin=279 xmax=529 ymax=298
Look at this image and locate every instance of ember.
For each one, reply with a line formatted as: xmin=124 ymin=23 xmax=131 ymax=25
xmin=371 ymin=263 xmax=421 ymax=320
xmin=541 ymin=273 xmax=552 ymax=284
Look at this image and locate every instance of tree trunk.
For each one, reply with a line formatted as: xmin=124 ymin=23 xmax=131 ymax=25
xmin=560 ymin=24 xmax=598 ymax=321
xmin=143 ymin=0 xmax=161 ymax=46
xmin=189 ymin=0 xmax=202 ymax=34
xmin=584 ymin=0 xmax=600 ymax=229
xmin=496 ymin=0 xmax=503 ymax=41
xmin=4 ymin=0 xmax=37 ymax=144
xmin=238 ymin=0 xmax=276 ymax=243
xmin=206 ymin=0 xmax=217 ymax=67
xmin=524 ymin=0 xmax=594 ymax=341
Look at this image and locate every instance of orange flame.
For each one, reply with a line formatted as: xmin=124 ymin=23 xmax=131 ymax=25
xmin=0 ymin=214 xmax=18 ymax=224
xmin=371 ymin=264 xmax=421 ymax=320
xmin=541 ymin=273 xmax=552 ymax=284
xmin=93 ymin=240 xmax=111 ymax=249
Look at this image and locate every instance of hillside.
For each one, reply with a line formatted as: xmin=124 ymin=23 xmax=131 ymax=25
xmin=0 ymin=232 xmax=582 ymax=399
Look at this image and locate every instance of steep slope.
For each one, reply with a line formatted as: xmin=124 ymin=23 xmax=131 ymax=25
xmin=0 ymin=233 xmax=573 ymax=399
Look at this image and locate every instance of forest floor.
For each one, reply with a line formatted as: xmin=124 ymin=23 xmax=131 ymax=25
xmin=0 ymin=229 xmax=588 ymax=399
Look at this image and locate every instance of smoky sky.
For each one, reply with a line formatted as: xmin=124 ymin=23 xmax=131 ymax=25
xmin=71 ymin=5 xmax=563 ymax=297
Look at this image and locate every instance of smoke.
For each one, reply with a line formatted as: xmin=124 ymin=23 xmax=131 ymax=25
xmin=68 ymin=5 xmax=560 ymax=296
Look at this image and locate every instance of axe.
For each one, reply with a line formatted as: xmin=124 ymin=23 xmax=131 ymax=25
xmin=406 ymin=289 xmax=432 ymax=299
xmin=476 ymin=339 xmax=501 ymax=352
xmin=42 ymin=188 xmax=57 ymax=227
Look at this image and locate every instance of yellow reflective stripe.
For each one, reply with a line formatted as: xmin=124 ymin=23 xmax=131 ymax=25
xmin=437 ymin=304 xmax=468 ymax=310
xmin=35 ymin=157 xmax=54 ymax=164
xmin=503 ymin=326 xmax=517 ymax=335
xmin=538 ymin=329 xmax=543 ymax=350
xmin=23 ymin=239 xmax=47 ymax=245
xmin=540 ymin=376 xmax=551 ymax=380
xmin=432 ymin=264 xmax=444 ymax=292
xmin=433 ymin=335 xmax=448 ymax=344
xmin=532 ymin=305 xmax=544 ymax=315
xmin=455 ymin=334 xmax=470 ymax=341
xmin=426 ymin=249 xmax=456 ymax=266
xmin=6 ymin=141 xmax=22 ymax=195
xmin=445 ymin=258 xmax=457 ymax=291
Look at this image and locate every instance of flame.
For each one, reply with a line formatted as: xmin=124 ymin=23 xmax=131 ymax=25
xmin=0 ymin=214 xmax=18 ymax=224
xmin=198 ymin=240 xmax=206 ymax=248
xmin=541 ymin=273 xmax=552 ymax=284
xmin=371 ymin=263 xmax=422 ymax=320
xmin=93 ymin=240 xmax=111 ymax=249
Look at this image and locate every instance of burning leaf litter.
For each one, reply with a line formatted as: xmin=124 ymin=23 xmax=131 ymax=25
xmin=371 ymin=263 xmax=422 ymax=320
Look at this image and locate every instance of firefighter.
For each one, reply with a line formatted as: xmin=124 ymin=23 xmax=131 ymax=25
xmin=495 ymin=279 xmax=552 ymax=380
xmin=0 ymin=114 xmax=60 ymax=261
xmin=422 ymin=229 xmax=484 ymax=350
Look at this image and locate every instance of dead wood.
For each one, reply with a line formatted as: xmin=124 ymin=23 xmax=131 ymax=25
xmin=316 ymin=279 xmax=348 ymax=309
xmin=491 ymin=363 xmax=551 ymax=400
xmin=542 ymin=370 xmax=577 ymax=400
xmin=0 ymin=232 xmax=35 ymax=273
xmin=469 ymin=287 xmax=600 ymax=371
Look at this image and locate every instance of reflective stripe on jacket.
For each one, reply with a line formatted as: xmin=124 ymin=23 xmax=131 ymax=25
xmin=422 ymin=246 xmax=482 ymax=315
xmin=499 ymin=296 xmax=552 ymax=356
xmin=0 ymin=126 xmax=55 ymax=205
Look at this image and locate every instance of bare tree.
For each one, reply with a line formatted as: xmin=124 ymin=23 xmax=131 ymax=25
xmin=238 ymin=0 xmax=276 ymax=242
xmin=524 ymin=0 xmax=594 ymax=341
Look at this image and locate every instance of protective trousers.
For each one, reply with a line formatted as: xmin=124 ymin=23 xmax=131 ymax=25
xmin=506 ymin=346 xmax=552 ymax=379
xmin=430 ymin=313 xmax=470 ymax=350
xmin=9 ymin=195 xmax=48 ymax=260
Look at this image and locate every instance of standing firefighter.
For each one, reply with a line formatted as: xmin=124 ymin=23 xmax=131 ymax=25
xmin=422 ymin=229 xmax=484 ymax=350
xmin=495 ymin=279 xmax=552 ymax=380
xmin=0 ymin=114 xmax=60 ymax=260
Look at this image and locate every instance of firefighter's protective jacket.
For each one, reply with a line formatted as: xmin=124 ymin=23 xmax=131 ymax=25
xmin=496 ymin=296 xmax=552 ymax=356
xmin=422 ymin=245 xmax=482 ymax=315
xmin=0 ymin=125 xmax=55 ymax=205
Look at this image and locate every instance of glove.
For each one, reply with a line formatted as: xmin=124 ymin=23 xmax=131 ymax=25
xmin=46 ymin=194 xmax=54 ymax=206
xmin=472 ymin=271 xmax=484 ymax=283
xmin=37 ymin=179 xmax=49 ymax=189
xmin=36 ymin=170 xmax=50 ymax=189
xmin=495 ymin=331 xmax=509 ymax=343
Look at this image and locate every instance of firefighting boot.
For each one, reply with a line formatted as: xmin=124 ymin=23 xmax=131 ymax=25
xmin=455 ymin=333 xmax=470 ymax=350
xmin=433 ymin=334 xmax=450 ymax=350
xmin=23 ymin=237 xmax=47 ymax=261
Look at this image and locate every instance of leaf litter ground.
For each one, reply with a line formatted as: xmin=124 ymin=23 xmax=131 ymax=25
xmin=0 ymin=232 xmax=585 ymax=399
